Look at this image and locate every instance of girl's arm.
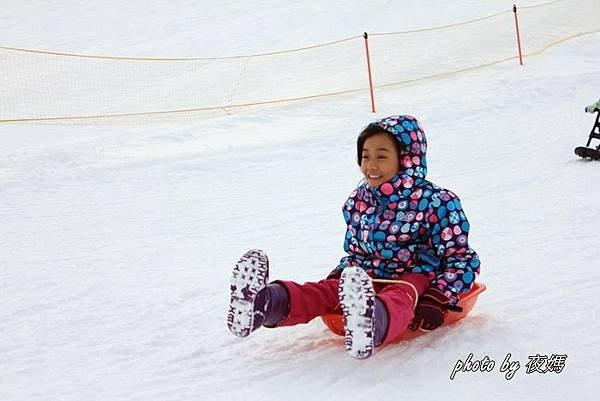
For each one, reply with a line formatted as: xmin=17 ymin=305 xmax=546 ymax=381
xmin=423 ymin=191 xmax=481 ymax=305
xmin=327 ymin=220 xmax=369 ymax=279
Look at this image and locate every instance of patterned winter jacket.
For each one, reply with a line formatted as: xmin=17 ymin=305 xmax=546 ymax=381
xmin=332 ymin=115 xmax=480 ymax=305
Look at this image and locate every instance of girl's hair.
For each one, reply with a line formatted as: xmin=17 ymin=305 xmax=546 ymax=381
xmin=356 ymin=123 xmax=405 ymax=166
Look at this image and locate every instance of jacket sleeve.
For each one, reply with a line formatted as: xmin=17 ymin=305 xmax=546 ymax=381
xmin=337 ymin=224 xmax=368 ymax=268
xmin=420 ymin=191 xmax=481 ymax=305
xmin=328 ymin=197 xmax=370 ymax=278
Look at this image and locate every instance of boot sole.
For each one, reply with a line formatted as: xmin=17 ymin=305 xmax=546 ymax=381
xmin=227 ymin=249 xmax=269 ymax=338
xmin=339 ymin=267 xmax=375 ymax=359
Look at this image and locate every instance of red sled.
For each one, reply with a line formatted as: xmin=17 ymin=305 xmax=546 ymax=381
xmin=321 ymin=282 xmax=486 ymax=342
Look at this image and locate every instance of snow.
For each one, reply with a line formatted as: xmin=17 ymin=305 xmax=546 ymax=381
xmin=1 ymin=1 xmax=599 ymax=400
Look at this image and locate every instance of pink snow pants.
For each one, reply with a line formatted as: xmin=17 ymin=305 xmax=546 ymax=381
xmin=272 ymin=272 xmax=430 ymax=345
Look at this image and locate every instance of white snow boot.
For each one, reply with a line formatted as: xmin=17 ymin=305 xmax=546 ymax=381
xmin=227 ymin=249 xmax=270 ymax=338
xmin=338 ymin=267 xmax=377 ymax=359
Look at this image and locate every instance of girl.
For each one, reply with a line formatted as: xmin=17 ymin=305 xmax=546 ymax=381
xmin=227 ymin=115 xmax=480 ymax=359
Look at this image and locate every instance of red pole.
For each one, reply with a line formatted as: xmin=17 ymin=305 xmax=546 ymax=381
xmin=363 ymin=32 xmax=376 ymax=113
xmin=513 ymin=5 xmax=523 ymax=65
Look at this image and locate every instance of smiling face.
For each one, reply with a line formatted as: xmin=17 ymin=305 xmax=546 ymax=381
xmin=360 ymin=132 xmax=401 ymax=187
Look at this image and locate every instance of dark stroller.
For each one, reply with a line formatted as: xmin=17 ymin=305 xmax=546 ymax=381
xmin=575 ymin=99 xmax=600 ymax=161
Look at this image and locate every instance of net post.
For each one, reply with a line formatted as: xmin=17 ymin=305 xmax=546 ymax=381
xmin=363 ymin=32 xmax=376 ymax=113
xmin=513 ymin=5 xmax=524 ymax=65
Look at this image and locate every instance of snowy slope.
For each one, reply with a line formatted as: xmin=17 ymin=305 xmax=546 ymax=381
xmin=1 ymin=1 xmax=599 ymax=401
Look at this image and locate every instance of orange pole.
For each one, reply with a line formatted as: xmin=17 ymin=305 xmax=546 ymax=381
xmin=513 ymin=5 xmax=523 ymax=65
xmin=363 ymin=32 xmax=376 ymax=113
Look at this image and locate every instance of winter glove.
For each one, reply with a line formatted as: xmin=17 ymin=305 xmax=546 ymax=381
xmin=409 ymin=287 xmax=462 ymax=331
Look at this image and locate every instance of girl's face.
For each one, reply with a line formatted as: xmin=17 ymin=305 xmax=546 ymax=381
xmin=360 ymin=133 xmax=401 ymax=187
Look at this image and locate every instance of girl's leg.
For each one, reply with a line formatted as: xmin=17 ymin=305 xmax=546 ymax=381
xmin=268 ymin=279 xmax=340 ymax=327
xmin=376 ymin=273 xmax=430 ymax=345
xmin=227 ymin=249 xmax=338 ymax=336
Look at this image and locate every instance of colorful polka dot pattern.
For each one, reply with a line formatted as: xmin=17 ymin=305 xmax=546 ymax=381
xmin=334 ymin=115 xmax=480 ymax=304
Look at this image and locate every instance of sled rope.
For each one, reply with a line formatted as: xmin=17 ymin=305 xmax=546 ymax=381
xmin=371 ymin=279 xmax=419 ymax=309
xmin=331 ymin=277 xmax=419 ymax=312
xmin=372 ymin=278 xmax=452 ymax=332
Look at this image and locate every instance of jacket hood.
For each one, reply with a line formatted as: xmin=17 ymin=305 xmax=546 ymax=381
xmin=375 ymin=115 xmax=428 ymax=180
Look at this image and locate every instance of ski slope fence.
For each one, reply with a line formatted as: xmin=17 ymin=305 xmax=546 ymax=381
xmin=1 ymin=0 xmax=599 ymax=124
